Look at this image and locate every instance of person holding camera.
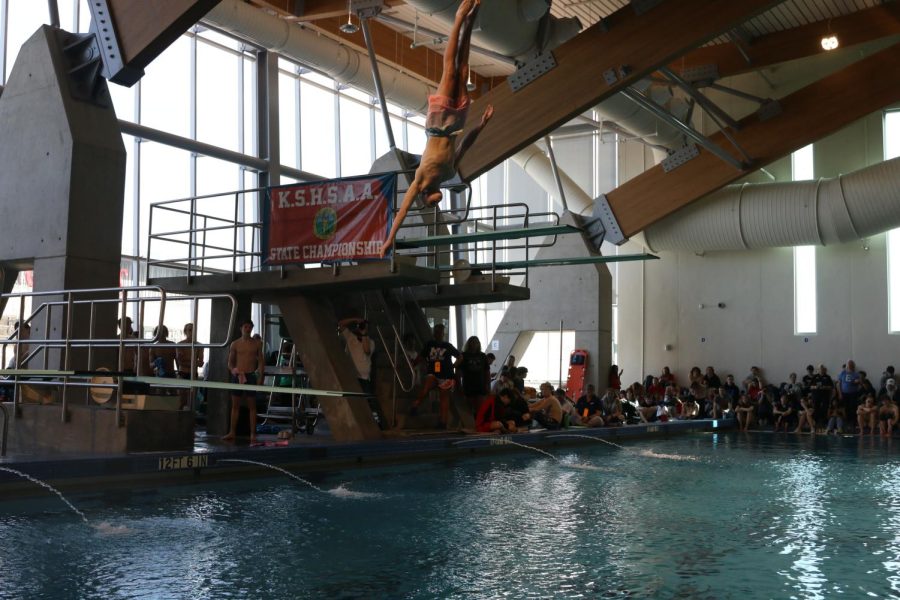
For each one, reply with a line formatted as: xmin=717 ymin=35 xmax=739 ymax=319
xmin=338 ymin=317 xmax=373 ymax=394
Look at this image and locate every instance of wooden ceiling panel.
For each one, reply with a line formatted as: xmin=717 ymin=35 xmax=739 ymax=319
xmin=675 ymin=3 xmax=900 ymax=78
xmin=456 ymin=0 xmax=783 ymax=181
xmin=608 ymin=41 xmax=900 ymax=237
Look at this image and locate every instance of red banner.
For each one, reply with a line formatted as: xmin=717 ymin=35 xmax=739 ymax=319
xmin=264 ymin=174 xmax=395 ymax=264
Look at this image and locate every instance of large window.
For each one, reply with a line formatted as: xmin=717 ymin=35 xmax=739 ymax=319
xmin=886 ymin=110 xmax=900 ymax=160
xmin=196 ymin=29 xmax=242 ymax=152
xmin=794 ymin=246 xmax=817 ymax=335
xmin=340 ymin=93 xmax=374 ymax=176
xmin=792 ymin=144 xmax=816 ymax=334
xmin=300 ymin=73 xmax=337 ymax=178
xmin=140 ymin=36 xmax=191 ymax=138
xmin=884 ymin=111 xmax=900 ymax=332
xmin=519 ymin=331 xmax=576 ymax=388
xmin=792 ymin=143 xmax=814 ymax=181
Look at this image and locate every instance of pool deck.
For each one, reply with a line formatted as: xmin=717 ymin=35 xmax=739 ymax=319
xmin=0 ymin=418 xmax=732 ymax=498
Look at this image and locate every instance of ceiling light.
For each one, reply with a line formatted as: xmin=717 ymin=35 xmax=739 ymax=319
xmin=820 ymin=34 xmax=838 ymax=51
xmin=820 ymin=19 xmax=838 ymax=51
xmin=339 ymin=1 xmax=358 ymax=34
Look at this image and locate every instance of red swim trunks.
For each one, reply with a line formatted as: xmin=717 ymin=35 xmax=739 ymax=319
xmin=425 ymin=94 xmax=470 ymax=137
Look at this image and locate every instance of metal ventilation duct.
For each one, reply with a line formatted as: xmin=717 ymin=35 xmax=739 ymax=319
xmin=512 ymin=144 xmax=593 ymax=214
xmin=643 ymin=157 xmax=900 ymax=252
xmin=204 ymin=0 xmax=433 ymax=113
xmin=402 ymin=0 xmax=581 ymax=60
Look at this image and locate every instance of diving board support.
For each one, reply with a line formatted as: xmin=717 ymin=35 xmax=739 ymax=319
xmin=584 ymin=194 xmax=626 ymax=249
xmin=277 ymin=295 xmax=382 ymax=442
xmin=359 ymin=10 xmax=397 ymax=152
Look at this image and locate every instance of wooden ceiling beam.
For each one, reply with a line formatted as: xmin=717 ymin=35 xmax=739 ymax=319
xmin=607 ymin=42 xmax=900 ymax=238
xmin=245 ymin=0 xmax=499 ymax=94
xmin=314 ymin=16 xmax=444 ymax=87
xmin=313 ymin=14 xmax=490 ymax=97
xmin=105 ymin=0 xmax=222 ymax=84
xmin=456 ymin=0 xmax=782 ymax=182
xmin=245 ymin=0 xmax=460 ymax=91
xmin=675 ymin=3 xmax=900 ymax=78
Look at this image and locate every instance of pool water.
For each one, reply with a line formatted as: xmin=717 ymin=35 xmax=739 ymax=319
xmin=2 ymin=432 xmax=899 ymax=599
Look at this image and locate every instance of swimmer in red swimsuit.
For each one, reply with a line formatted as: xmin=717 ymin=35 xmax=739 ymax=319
xmin=380 ymin=0 xmax=493 ymax=257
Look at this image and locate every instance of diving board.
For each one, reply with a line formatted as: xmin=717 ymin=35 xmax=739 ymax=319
xmin=123 ymin=376 xmax=365 ymax=398
xmin=439 ymin=253 xmax=658 ymax=271
xmin=0 ymin=370 xmax=364 ymax=398
xmin=394 ymin=224 xmax=581 ymax=249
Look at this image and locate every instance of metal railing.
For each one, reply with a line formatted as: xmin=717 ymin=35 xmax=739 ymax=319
xmin=145 ymin=178 xmax=569 ymax=289
xmin=375 ymin=321 xmax=416 ymax=394
xmin=259 ymin=313 xmax=313 ymax=432
xmin=0 ymin=402 xmax=8 ymax=457
xmin=0 ymin=286 xmax=237 ymax=425
xmin=391 ymin=199 xmax=565 ymax=290
xmin=147 ymin=187 xmax=265 ymax=280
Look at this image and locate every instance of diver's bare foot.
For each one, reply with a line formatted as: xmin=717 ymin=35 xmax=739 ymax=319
xmin=249 ymin=436 xmax=257 ymax=444
xmin=222 ymin=433 xmax=235 ymax=442
xmin=379 ymin=243 xmax=390 ymax=258
xmin=457 ymin=0 xmax=477 ymax=19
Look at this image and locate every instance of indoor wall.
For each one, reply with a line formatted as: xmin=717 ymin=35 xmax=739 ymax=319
xmin=616 ymin=89 xmax=900 ymax=387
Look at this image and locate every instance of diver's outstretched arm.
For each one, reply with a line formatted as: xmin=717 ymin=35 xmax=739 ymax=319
xmin=380 ymin=178 xmax=422 ymax=257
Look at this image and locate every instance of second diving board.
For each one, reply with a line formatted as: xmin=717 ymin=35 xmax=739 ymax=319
xmin=394 ymin=224 xmax=581 ymax=249
xmin=440 ymin=252 xmax=659 ymax=271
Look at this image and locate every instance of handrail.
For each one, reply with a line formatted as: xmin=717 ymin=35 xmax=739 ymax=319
xmin=0 ymin=402 xmax=8 ymax=457
xmin=148 ymin=186 xmax=266 ymax=280
xmin=390 ymin=202 xmax=568 ymax=288
xmin=370 ymin=288 xmax=421 ymax=398
xmin=261 ymin=312 xmax=307 ymax=432
xmin=146 ymin=177 xmax=572 ymax=289
xmin=375 ymin=323 xmax=415 ymax=393
xmin=0 ymin=286 xmax=238 ymax=425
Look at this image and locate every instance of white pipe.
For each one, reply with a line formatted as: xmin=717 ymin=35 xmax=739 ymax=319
xmin=512 ymin=144 xmax=593 ymax=216
xmin=206 ymin=0 xmax=677 ymax=159
xmin=643 ymin=156 xmax=900 ymax=253
xmin=404 ymin=0 xmax=580 ymax=60
xmin=593 ymin=78 xmax=694 ymax=158
xmin=204 ymin=0 xmax=432 ymax=113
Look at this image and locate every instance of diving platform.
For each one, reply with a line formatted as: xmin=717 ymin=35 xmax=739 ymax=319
xmin=408 ymin=281 xmax=531 ymax=308
xmin=149 ymin=261 xmax=439 ymax=297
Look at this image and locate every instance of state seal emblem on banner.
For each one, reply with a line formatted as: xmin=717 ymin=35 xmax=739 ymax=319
xmin=313 ymin=207 xmax=337 ymax=240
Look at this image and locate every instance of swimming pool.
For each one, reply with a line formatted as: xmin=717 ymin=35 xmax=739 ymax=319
xmin=1 ymin=432 xmax=899 ymax=599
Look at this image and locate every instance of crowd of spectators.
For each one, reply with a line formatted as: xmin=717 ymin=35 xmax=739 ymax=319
xmin=467 ymin=351 xmax=900 ymax=438
xmin=406 ymin=327 xmax=899 ymax=437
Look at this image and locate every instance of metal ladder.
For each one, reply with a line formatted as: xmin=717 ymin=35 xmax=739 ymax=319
xmin=259 ymin=314 xmax=318 ymax=434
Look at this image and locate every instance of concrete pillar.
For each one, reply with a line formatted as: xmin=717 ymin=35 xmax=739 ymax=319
xmin=490 ymin=212 xmax=613 ymax=391
xmin=278 ymin=295 xmax=381 ymax=442
xmin=0 ymin=26 xmax=125 ymax=372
